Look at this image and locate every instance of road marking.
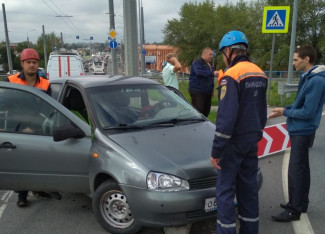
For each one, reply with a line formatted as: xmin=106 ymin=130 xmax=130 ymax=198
xmin=283 ymin=150 xmax=315 ymax=234
xmin=0 ymin=191 xmax=13 ymax=220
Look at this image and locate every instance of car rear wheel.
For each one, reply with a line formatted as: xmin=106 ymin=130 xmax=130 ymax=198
xmin=92 ymin=180 xmax=141 ymax=234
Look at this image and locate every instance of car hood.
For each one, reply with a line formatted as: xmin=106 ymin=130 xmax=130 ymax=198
xmin=108 ymin=121 xmax=217 ymax=179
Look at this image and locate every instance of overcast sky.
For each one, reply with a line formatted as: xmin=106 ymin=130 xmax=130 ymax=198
xmin=0 ymin=0 xmax=233 ymax=45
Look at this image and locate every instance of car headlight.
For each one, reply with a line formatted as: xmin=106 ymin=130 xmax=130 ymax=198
xmin=147 ymin=171 xmax=189 ymax=192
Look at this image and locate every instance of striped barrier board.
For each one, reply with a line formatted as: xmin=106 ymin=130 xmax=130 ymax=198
xmin=258 ymin=123 xmax=291 ymax=158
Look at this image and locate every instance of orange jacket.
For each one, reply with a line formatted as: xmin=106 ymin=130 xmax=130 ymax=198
xmin=8 ymin=73 xmax=49 ymax=91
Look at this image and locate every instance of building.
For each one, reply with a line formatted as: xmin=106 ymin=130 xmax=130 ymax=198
xmin=141 ymin=44 xmax=188 ymax=73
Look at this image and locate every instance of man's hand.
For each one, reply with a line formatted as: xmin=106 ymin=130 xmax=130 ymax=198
xmin=268 ymin=107 xmax=285 ymax=119
xmin=213 ymin=70 xmax=219 ymax=77
xmin=210 ymin=156 xmax=221 ymax=170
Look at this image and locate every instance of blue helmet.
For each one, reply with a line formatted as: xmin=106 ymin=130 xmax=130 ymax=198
xmin=219 ymin=30 xmax=248 ymax=51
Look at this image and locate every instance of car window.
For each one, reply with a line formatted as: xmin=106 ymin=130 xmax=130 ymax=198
xmin=0 ymin=87 xmax=72 ymax=135
xmin=88 ymin=84 xmax=202 ymax=129
xmin=49 ymin=83 xmax=63 ymax=100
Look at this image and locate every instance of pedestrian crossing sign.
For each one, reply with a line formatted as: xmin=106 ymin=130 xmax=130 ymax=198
xmin=262 ymin=6 xmax=290 ymax=33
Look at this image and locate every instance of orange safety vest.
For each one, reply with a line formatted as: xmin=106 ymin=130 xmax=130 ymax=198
xmin=8 ymin=73 xmax=49 ymax=91
xmin=218 ymin=61 xmax=267 ymax=85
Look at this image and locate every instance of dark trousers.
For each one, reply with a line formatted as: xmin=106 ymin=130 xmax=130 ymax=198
xmin=216 ymin=142 xmax=259 ymax=234
xmin=189 ymin=91 xmax=212 ymax=117
xmin=17 ymin=191 xmax=28 ymax=200
xmin=287 ymin=134 xmax=315 ymax=214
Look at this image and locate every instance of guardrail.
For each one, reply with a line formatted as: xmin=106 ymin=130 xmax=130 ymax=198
xmin=277 ymin=81 xmax=299 ymax=104
xmin=0 ymin=75 xmax=7 ymax=81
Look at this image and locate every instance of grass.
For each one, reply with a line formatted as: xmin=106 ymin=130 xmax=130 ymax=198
xmin=178 ymin=80 xmax=297 ymax=123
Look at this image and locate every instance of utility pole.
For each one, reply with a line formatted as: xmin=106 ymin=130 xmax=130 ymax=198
xmin=42 ymin=25 xmax=48 ymax=69
xmin=60 ymin=32 xmax=64 ymax=49
xmin=2 ymin=3 xmax=13 ymax=74
xmin=139 ymin=0 xmax=145 ymax=76
xmin=287 ymin=0 xmax=298 ymax=84
xmin=123 ymin=0 xmax=138 ymax=76
xmin=109 ymin=0 xmax=117 ymax=75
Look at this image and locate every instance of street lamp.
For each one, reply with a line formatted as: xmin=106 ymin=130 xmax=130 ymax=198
xmin=27 ymin=29 xmax=35 ymax=48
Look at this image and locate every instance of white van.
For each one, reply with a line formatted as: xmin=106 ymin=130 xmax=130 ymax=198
xmin=47 ymin=51 xmax=85 ymax=79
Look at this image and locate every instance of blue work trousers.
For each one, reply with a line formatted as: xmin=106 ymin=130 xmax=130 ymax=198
xmin=287 ymin=134 xmax=315 ymax=214
xmin=216 ymin=141 xmax=259 ymax=234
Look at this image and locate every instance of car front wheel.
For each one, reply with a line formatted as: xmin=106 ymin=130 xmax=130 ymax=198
xmin=92 ymin=180 xmax=141 ymax=234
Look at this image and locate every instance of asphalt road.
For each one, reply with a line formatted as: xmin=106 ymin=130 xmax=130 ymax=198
xmin=1 ymin=113 xmax=325 ymax=234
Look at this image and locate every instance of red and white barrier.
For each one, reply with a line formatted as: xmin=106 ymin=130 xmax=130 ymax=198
xmin=258 ymin=123 xmax=291 ymax=158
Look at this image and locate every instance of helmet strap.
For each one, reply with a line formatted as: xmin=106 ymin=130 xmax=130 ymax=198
xmin=222 ymin=47 xmax=233 ymax=66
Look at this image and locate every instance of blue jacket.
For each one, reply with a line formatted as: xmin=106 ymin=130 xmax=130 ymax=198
xmin=188 ymin=57 xmax=215 ymax=94
xmin=284 ymin=65 xmax=325 ymax=135
xmin=211 ymin=55 xmax=268 ymax=158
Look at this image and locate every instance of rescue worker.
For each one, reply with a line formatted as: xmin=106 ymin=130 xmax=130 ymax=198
xmin=5 ymin=48 xmax=56 ymax=207
xmin=210 ymin=31 xmax=268 ymax=234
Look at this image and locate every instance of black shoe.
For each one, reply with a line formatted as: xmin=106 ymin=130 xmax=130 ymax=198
xmin=16 ymin=198 xmax=28 ymax=207
xmin=32 ymin=191 xmax=51 ymax=199
xmin=280 ymin=203 xmax=307 ymax=213
xmin=271 ymin=210 xmax=300 ymax=222
xmin=280 ymin=203 xmax=288 ymax=209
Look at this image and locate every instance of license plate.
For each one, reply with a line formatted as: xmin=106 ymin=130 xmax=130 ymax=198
xmin=204 ymin=197 xmax=217 ymax=212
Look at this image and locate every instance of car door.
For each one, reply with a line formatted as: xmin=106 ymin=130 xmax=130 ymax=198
xmin=0 ymin=83 xmax=92 ymax=193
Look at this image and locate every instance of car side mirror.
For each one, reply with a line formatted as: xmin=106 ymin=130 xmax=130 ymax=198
xmin=53 ymin=124 xmax=86 ymax=142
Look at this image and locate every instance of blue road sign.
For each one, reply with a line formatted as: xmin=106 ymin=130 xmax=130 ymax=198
xmin=109 ymin=40 xmax=118 ymax=49
xmin=141 ymin=49 xmax=146 ymax=55
xmin=262 ymin=6 xmax=290 ymax=33
xmin=213 ymin=50 xmax=217 ymax=58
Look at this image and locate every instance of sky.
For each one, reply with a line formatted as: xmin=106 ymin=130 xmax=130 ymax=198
xmin=0 ymin=0 xmax=231 ymax=45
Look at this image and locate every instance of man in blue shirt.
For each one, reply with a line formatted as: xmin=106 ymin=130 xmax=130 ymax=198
xmin=270 ymin=45 xmax=325 ymax=222
xmin=188 ymin=47 xmax=218 ymax=117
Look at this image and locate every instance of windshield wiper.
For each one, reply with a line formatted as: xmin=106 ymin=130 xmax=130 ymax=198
xmin=103 ymin=123 xmax=144 ymax=130
xmin=149 ymin=117 xmax=206 ymax=126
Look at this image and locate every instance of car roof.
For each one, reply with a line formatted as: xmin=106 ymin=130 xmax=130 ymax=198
xmin=50 ymin=75 xmax=160 ymax=89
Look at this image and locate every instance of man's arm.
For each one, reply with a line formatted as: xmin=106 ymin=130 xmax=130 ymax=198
xmin=169 ymin=57 xmax=181 ymax=73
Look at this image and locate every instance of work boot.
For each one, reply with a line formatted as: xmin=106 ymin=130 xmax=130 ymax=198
xmin=16 ymin=198 xmax=28 ymax=207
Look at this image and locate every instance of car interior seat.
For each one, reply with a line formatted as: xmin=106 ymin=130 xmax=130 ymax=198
xmin=67 ymin=89 xmax=88 ymax=123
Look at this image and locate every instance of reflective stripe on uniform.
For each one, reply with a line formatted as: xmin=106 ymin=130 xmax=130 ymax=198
xmin=237 ymin=72 xmax=267 ymax=82
xmin=217 ymin=219 xmax=236 ymax=228
xmin=238 ymin=215 xmax=259 ymax=222
xmin=215 ymin=131 xmax=231 ymax=139
xmin=218 ymin=61 xmax=267 ymax=85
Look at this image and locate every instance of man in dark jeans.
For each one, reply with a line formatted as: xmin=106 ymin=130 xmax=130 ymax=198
xmin=188 ymin=47 xmax=218 ymax=117
xmin=270 ymin=45 xmax=325 ymax=222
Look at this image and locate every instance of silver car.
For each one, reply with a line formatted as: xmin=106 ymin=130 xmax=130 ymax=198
xmin=0 ymin=76 xmax=262 ymax=234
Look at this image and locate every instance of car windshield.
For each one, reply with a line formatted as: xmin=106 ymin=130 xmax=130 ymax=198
xmin=88 ymin=84 xmax=204 ymax=131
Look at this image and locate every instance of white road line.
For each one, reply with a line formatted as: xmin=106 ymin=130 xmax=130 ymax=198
xmin=0 ymin=190 xmax=13 ymax=220
xmin=283 ymin=150 xmax=315 ymax=234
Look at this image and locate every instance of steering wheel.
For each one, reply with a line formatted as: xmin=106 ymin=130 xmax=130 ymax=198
xmin=151 ymin=100 xmax=174 ymax=116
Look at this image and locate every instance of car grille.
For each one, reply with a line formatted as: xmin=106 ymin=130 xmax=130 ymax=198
xmin=186 ymin=209 xmax=217 ymax=219
xmin=188 ymin=176 xmax=216 ymax=190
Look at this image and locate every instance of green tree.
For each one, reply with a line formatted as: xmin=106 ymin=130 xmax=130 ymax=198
xmin=163 ymin=0 xmax=218 ymax=66
xmin=34 ymin=32 xmax=61 ymax=68
xmin=0 ymin=41 xmax=20 ymax=72
xmin=163 ymin=0 xmax=325 ymax=71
